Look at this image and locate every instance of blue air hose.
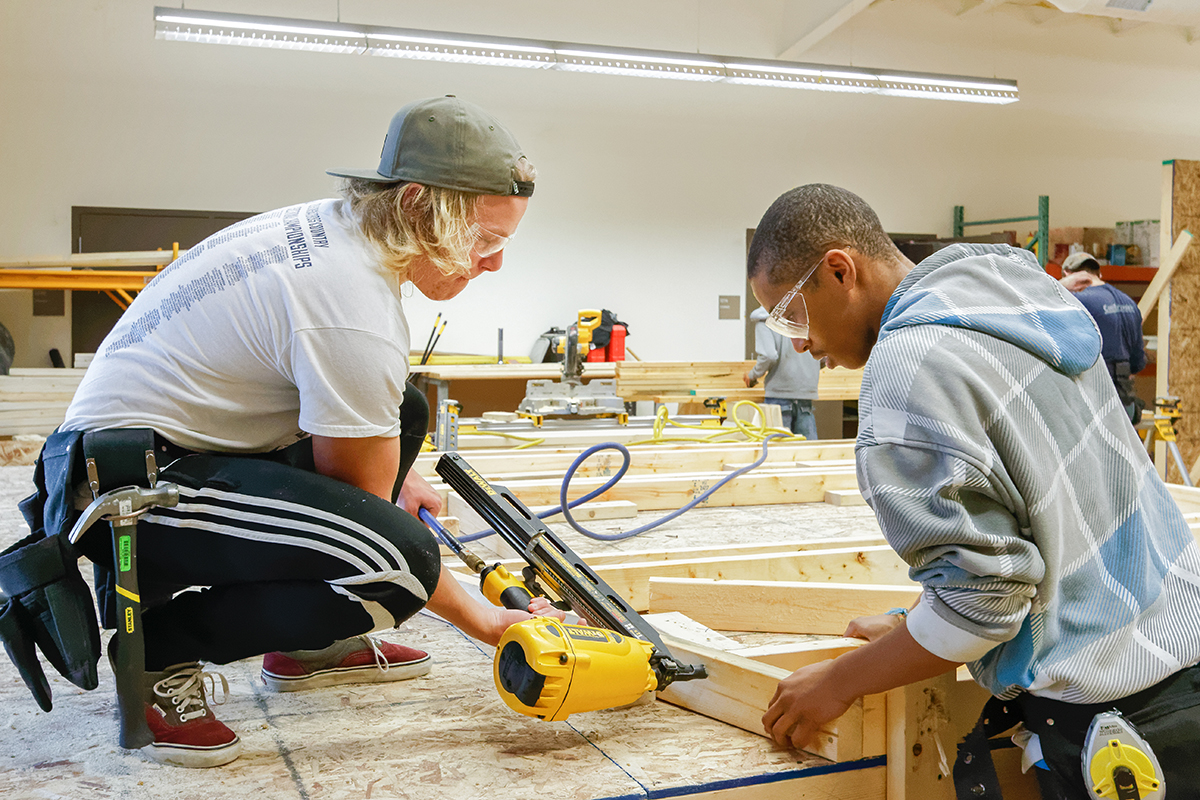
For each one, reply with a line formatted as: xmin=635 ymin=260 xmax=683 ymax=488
xmin=458 ymin=433 xmax=788 ymax=543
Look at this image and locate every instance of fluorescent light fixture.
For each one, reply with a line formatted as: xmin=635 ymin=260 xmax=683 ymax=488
xmin=366 ymin=29 xmax=556 ymax=69
xmin=555 ymin=44 xmax=725 ymax=82
xmin=153 ymin=7 xmax=1019 ymax=104
xmin=154 ymin=8 xmax=366 ymax=54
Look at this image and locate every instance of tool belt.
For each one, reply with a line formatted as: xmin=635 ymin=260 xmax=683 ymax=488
xmin=0 ymin=428 xmax=157 ymax=712
xmin=1111 ymin=359 xmax=1145 ymax=426
xmin=955 ymin=665 xmax=1200 ymax=799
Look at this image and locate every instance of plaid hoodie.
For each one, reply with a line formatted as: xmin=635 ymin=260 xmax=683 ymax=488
xmin=857 ymin=243 xmax=1200 ymax=702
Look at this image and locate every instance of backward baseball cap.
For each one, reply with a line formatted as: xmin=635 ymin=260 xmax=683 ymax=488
xmin=327 ymin=95 xmax=534 ymax=197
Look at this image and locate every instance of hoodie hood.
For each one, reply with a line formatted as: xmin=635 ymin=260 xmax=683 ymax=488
xmin=879 ymin=244 xmax=1101 ymax=377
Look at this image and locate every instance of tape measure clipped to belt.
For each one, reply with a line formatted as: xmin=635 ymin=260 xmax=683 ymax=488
xmin=1083 ymin=711 xmax=1164 ymax=800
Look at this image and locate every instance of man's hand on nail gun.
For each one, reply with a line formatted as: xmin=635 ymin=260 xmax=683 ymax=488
xmin=480 ymin=599 xmax=565 ymax=646
xmin=397 ymin=472 xmax=443 ymax=517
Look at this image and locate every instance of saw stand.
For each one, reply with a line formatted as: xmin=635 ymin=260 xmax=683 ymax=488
xmin=1142 ymin=396 xmax=1195 ymax=487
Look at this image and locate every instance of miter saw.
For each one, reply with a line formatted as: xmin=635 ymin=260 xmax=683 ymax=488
xmin=517 ymin=309 xmax=627 ymax=426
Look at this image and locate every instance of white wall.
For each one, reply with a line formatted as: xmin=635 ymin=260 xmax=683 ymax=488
xmin=2 ymin=0 xmax=1199 ymax=367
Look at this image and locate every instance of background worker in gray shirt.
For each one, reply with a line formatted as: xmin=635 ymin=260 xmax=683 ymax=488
xmin=744 ymin=306 xmax=821 ymax=439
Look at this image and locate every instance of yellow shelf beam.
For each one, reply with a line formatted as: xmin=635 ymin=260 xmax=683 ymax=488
xmin=0 ymin=269 xmax=162 ymax=291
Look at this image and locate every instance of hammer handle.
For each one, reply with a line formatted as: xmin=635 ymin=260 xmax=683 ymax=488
xmin=110 ymin=518 xmax=153 ymax=750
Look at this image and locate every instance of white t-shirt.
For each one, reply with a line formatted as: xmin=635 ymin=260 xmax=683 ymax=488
xmin=62 ymin=199 xmax=410 ymax=453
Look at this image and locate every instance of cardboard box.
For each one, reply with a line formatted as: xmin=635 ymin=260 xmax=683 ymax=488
xmin=1049 ymin=227 xmax=1116 ymax=265
xmin=1115 ymin=220 xmax=1160 ymax=267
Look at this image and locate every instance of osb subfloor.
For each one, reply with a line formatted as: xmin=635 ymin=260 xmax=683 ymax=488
xmin=0 ymin=463 xmax=884 ymax=800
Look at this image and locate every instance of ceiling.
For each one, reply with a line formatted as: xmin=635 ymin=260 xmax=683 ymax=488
xmin=962 ymin=0 xmax=1200 ymax=33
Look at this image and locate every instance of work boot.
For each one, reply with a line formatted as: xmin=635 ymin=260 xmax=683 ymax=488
xmin=261 ymin=635 xmax=431 ymax=692
xmin=143 ymin=662 xmax=242 ymax=768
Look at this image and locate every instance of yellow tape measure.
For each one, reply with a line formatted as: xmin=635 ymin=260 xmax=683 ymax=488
xmin=1084 ymin=711 xmax=1163 ymax=799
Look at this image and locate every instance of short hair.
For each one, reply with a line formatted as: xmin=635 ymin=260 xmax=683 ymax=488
xmin=340 ymin=157 xmax=537 ymax=281
xmin=747 ymin=184 xmax=899 ymax=285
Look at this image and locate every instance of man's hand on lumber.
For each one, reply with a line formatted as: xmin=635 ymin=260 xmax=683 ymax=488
xmin=762 ymin=614 xmax=961 ymax=751
xmin=762 ymin=659 xmax=855 ymax=750
xmin=843 ymin=612 xmax=906 ymax=642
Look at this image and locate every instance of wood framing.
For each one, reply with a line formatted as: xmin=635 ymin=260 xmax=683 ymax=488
xmin=733 ymin=637 xmax=866 ymax=671
xmin=1137 ymin=229 xmax=1193 ymax=317
xmin=615 ymin=360 xmax=755 ymax=402
xmin=647 ymin=579 xmax=921 ymax=634
xmin=825 ymin=488 xmax=867 ymax=506
xmin=595 ymin=545 xmax=911 ymax=611
xmin=885 ymin=673 xmax=1040 ymax=800
xmin=817 ymin=367 xmax=864 ymax=401
xmin=460 ymin=465 xmax=858 ymax=512
xmin=654 ymin=632 xmax=864 ymax=763
xmin=415 ymin=439 xmax=857 ymax=479
xmin=446 ymin=533 xmax=888 ymax=575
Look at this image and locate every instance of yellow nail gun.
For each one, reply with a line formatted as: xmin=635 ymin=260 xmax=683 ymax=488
xmin=424 ymin=452 xmax=707 ymax=721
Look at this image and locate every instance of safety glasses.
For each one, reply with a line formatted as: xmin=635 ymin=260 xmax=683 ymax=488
xmin=472 ymin=223 xmax=514 ymax=257
xmin=765 ymin=255 xmax=824 ymax=339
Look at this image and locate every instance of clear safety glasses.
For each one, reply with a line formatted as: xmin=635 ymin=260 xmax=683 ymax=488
xmin=765 ymin=255 xmax=824 ymax=340
xmin=472 ymin=224 xmax=514 ymax=257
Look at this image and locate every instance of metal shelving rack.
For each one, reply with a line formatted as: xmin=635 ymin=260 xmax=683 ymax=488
xmin=953 ymin=195 xmax=1050 ymax=267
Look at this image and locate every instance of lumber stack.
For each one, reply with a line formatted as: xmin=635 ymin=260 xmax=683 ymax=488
xmin=817 ymin=367 xmax=864 ymax=400
xmin=0 ymin=368 xmax=86 ymax=436
xmin=614 ymin=360 xmax=759 ymax=403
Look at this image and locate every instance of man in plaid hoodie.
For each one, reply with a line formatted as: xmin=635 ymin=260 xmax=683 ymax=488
xmin=750 ymin=184 xmax=1200 ymax=798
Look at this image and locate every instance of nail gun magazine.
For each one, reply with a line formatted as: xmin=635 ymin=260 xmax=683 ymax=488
xmin=433 ymin=452 xmax=707 ymax=720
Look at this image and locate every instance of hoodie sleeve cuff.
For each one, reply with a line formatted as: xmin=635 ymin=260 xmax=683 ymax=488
xmin=906 ymin=601 xmax=1001 ymax=664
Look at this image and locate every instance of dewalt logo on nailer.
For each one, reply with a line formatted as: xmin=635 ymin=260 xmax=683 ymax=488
xmin=464 ymin=467 xmax=497 ymax=496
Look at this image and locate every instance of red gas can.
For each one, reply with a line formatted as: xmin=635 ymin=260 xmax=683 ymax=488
xmin=607 ymin=324 xmax=627 ymax=361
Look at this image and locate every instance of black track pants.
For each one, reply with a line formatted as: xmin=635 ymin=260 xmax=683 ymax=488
xmin=78 ymin=385 xmax=438 ymax=670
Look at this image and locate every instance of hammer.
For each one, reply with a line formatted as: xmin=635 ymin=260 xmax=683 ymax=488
xmin=69 ymin=484 xmax=179 ymax=750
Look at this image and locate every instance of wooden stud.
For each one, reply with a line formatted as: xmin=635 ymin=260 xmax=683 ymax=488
xmin=598 ymin=545 xmax=912 ymax=611
xmin=1137 ymin=229 xmax=1194 ymax=317
xmin=531 ymin=499 xmax=637 ymax=524
xmin=647 ymin=578 xmax=920 ymax=633
xmin=444 ymin=533 xmax=888 ymax=577
xmin=415 ymin=440 xmax=857 ymax=479
xmin=655 ymin=632 xmax=864 ymax=763
xmin=733 ymin=637 xmax=866 ymax=671
xmin=480 ymin=465 xmax=858 ymax=512
xmin=825 ymin=488 xmax=867 ymax=506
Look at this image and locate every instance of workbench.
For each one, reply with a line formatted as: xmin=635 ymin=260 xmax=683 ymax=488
xmin=410 ymin=362 xmax=616 ymax=419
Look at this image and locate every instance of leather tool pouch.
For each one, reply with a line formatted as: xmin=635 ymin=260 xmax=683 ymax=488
xmin=0 ymin=428 xmax=157 ymax=712
xmin=0 ymin=429 xmax=97 ymax=711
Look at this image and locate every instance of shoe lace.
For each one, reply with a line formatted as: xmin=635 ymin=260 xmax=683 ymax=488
xmin=153 ymin=664 xmax=232 ymax=723
xmin=358 ymin=635 xmax=389 ymax=674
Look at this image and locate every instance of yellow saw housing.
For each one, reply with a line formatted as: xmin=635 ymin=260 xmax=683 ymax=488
xmin=494 ymin=617 xmax=657 ymax=721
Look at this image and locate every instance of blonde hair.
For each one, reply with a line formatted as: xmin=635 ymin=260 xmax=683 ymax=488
xmin=341 ymin=157 xmax=537 ymax=282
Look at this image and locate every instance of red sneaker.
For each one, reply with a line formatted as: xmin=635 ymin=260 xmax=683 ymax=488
xmin=143 ymin=662 xmax=241 ymax=768
xmin=261 ymin=635 xmax=431 ymax=692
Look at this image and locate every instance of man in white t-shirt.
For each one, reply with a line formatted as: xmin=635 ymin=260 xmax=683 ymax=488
xmin=22 ymin=96 xmax=560 ymax=768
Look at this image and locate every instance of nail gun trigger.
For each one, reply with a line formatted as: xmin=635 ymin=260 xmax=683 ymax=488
xmin=520 ymin=567 xmax=553 ymax=604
